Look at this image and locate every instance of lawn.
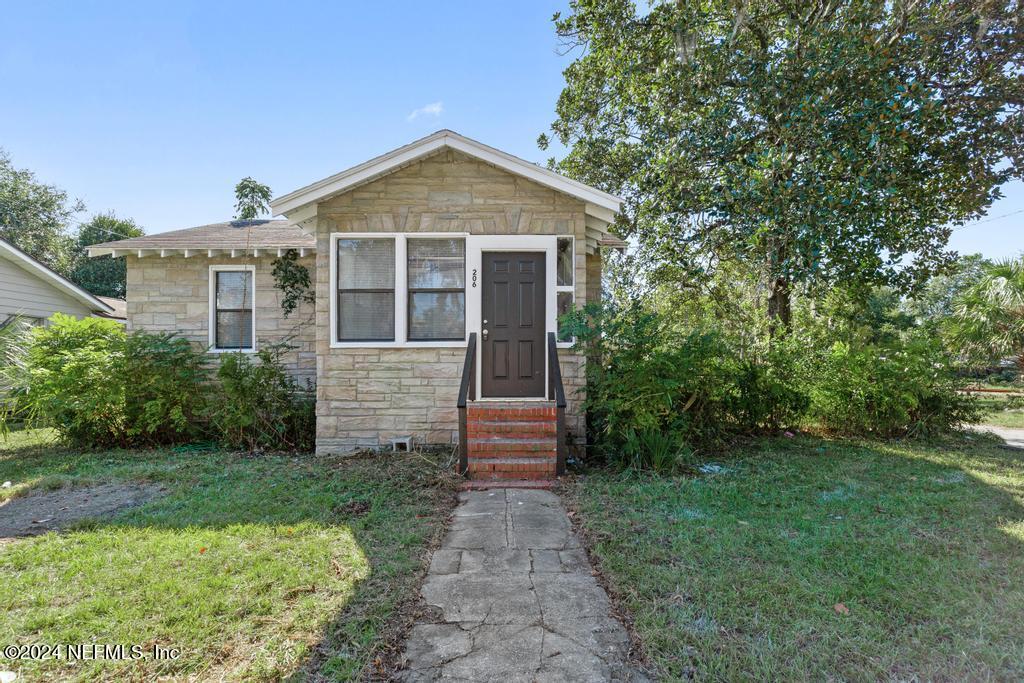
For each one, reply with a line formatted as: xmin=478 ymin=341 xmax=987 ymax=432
xmin=0 ymin=429 xmax=458 ymax=681
xmin=973 ymin=392 xmax=1024 ymax=429
xmin=566 ymin=434 xmax=1024 ymax=681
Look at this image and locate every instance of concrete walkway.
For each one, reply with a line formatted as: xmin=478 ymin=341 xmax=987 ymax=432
xmin=399 ymin=488 xmax=647 ymax=682
xmin=970 ymin=425 xmax=1024 ymax=449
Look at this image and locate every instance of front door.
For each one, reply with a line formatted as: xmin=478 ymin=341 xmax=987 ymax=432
xmin=481 ymin=251 xmax=546 ymax=398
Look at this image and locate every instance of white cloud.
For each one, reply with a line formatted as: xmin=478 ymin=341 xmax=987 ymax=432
xmin=406 ymin=101 xmax=444 ymax=122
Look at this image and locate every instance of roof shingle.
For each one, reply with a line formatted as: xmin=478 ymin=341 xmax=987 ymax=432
xmin=90 ymin=219 xmax=315 ymax=251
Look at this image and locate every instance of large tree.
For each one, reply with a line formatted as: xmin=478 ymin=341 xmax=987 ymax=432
xmin=543 ymin=0 xmax=1023 ymax=332
xmin=0 ymin=148 xmax=84 ymax=274
xmin=70 ymin=212 xmax=145 ymax=298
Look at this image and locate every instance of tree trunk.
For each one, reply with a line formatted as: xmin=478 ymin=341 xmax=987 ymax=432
xmin=767 ymin=276 xmax=792 ymax=337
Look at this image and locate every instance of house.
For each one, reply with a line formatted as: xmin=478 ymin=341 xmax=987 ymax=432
xmin=88 ymin=131 xmax=624 ymax=481
xmin=0 ymin=238 xmax=124 ymax=325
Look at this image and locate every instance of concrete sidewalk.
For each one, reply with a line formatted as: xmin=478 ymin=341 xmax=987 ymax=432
xmin=969 ymin=425 xmax=1024 ymax=449
xmin=399 ymin=488 xmax=648 ymax=682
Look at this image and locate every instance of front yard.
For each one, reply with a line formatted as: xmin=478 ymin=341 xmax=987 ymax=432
xmin=0 ymin=429 xmax=458 ymax=681
xmin=566 ymin=434 xmax=1024 ymax=681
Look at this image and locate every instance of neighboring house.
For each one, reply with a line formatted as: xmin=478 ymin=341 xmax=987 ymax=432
xmin=88 ymin=130 xmax=624 ymax=481
xmin=0 ymin=238 xmax=123 ymax=325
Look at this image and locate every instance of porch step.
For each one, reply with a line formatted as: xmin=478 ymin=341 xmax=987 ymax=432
xmin=467 ymin=420 xmax=557 ymax=438
xmin=459 ymin=480 xmax=556 ymax=491
xmin=464 ymin=402 xmax=559 ymax=482
xmin=466 ymin=457 xmax=557 ymax=478
xmin=466 ymin=438 xmax=556 ymax=456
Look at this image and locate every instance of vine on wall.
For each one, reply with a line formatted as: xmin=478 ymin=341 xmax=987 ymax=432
xmin=271 ymin=249 xmax=314 ymax=317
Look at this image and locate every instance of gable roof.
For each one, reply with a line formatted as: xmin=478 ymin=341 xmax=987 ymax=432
xmin=87 ymin=219 xmax=316 ymax=257
xmin=0 ymin=237 xmax=114 ymax=314
xmin=270 ymin=130 xmax=623 ymax=226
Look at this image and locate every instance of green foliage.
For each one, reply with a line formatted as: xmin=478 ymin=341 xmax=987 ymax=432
xmin=803 ymin=333 xmax=980 ymax=437
xmin=212 ymin=345 xmax=315 ymax=452
xmin=564 ymin=302 xmax=807 ymax=465
xmin=16 ymin=314 xmax=128 ymax=446
xmin=619 ymin=428 xmax=696 ymax=473
xmin=567 ymin=294 xmax=975 ymax=465
xmin=545 ymin=0 xmax=1023 ymax=326
xmin=120 ymin=330 xmax=211 ymax=444
xmin=70 ymin=212 xmax=145 ymax=297
xmin=270 ymin=249 xmax=315 ymax=317
xmin=234 ymin=177 xmax=272 ymax=220
xmin=904 ymin=253 xmax=989 ymax=328
xmin=8 ymin=314 xmax=210 ymax=447
xmin=6 ymin=317 xmax=317 ymax=452
xmin=948 ymin=256 xmax=1024 ymax=367
xmin=0 ymin=148 xmax=84 ymax=274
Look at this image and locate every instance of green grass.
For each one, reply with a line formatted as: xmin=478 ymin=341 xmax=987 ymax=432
xmin=973 ymin=393 xmax=1024 ymax=429
xmin=566 ymin=435 xmax=1024 ymax=681
xmin=0 ymin=429 xmax=458 ymax=681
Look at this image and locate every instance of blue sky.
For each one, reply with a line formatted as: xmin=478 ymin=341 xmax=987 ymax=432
xmin=1 ymin=0 xmax=1020 ymax=259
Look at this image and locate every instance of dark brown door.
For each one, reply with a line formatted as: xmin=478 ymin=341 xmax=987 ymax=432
xmin=481 ymin=252 xmax=546 ymax=398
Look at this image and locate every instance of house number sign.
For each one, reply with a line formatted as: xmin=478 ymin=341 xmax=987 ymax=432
xmin=471 ymin=269 xmax=478 ymax=287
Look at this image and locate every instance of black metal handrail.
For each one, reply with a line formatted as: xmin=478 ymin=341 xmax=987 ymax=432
xmin=547 ymin=332 xmax=567 ymax=475
xmin=546 ymin=332 xmax=566 ymax=408
xmin=457 ymin=333 xmax=477 ymax=475
xmin=457 ymin=333 xmax=477 ymax=408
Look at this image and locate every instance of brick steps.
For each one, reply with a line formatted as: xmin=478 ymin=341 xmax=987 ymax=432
xmin=459 ymin=480 xmax=555 ymax=491
xmin=465 ymin=402 xmax=558 ymax=482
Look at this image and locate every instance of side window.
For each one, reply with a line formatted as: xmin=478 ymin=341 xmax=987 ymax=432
xmin=213 ymin=269 xmax=255 ymax=350
xmin=555 ymin=237 xmax=575 ymax=343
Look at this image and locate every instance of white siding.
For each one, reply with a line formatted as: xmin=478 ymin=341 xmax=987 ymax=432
xmin=0 ymin=254 xmax=93 ymax=320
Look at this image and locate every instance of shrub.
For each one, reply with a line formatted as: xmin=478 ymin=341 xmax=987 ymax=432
xmin=564 ymin=302 xmax=807 ymax=465
xmin=803 ymin=333 xmax=979 ymax=437
xmin=211 ymin=345 xmax=315 ymax=452
xmin=18 ymin=314 xmax=127 ymax=446
xmin=9 ymin=314 xmax=212 ymax=447
xmin=121 ymin=331 xmax=211 ymax=445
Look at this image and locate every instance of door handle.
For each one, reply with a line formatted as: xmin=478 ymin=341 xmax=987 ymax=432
xmin=481 ymin=328 xmax=489 ymax=340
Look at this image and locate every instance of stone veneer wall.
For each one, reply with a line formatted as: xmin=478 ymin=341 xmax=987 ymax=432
xmin=125 ymin=254 xmax=316 ymax=385
xmin=315 ymin=149 xmax=595 ymax=454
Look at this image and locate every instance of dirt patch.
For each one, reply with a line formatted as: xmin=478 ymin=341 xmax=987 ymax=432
xmin=0 ymin=482 xmax=166 ymax=539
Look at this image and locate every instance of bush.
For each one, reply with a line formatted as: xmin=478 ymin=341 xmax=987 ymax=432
xmin=9 ymin=314 xmax=212 ymax=447
xmin=18 ymin=314 xmax=127 ymax=446
xmin=803 ymin=333 xmax=979 ymax=437
xmin=564 ymin=302 xmax=807 ymax=465
xmin=565 ymin=299 xmax=975 ymax=469
xmin=121 ymin=330 xmax=211 ymax=445
xmin=211 ymin=345 xmax=315 ymax=452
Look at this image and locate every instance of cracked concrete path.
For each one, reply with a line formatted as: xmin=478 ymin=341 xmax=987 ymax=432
xmin=398 ymin=488 xmax=648 ymax=682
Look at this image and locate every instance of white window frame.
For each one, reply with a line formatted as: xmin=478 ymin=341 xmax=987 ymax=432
xmin=329 ymin=233 xmax=471 ymax=349
xmin=209 ymin=264 xmax=257 ymax=353
xmin=555 ymin=236 xmax=576 ymax=347
xmin=328 ymin=233 xmax=572 ymax=364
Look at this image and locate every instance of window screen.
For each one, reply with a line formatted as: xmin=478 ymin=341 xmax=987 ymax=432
xmin=215 ymin=270 xmax=254 ymax=349
xmin=408 ymin=238 xmax=465 ymax=341
xmin=337 ymin=239 xmax=395 ymax=341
